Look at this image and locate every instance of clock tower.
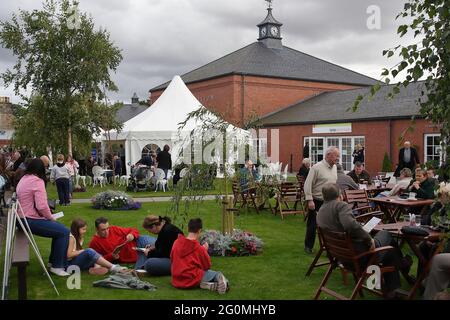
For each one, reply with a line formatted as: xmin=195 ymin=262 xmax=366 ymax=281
xmin=257 ymin=1 xmax=283 ymax=49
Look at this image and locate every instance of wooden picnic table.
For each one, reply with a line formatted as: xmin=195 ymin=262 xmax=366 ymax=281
xmin=369 ymin=196 xmax=434 ymax=223
xmin=373 ymin=221 xmax=446 ymax=300
xmin=364 ymin=184 xmax=392 ymax=197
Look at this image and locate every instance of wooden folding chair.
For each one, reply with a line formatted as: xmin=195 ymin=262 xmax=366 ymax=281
xmin=231 ymin=181 xmax=259 ymax=214
xmin=305 ymin=210 xmax=383 ymax=277
xmin=314 ymin=227 xmax=396 ymax=300
xmin=273 ymin=182 xmax=305 ymax=219
xmin=343 ymin=189 xmax=373 ymax=214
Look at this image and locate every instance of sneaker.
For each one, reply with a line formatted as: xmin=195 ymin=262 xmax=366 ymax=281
xmin=217 ymin=272 xmax=229 ymax=295
xmin=304 ymin=247 xmax=313 ymax=254
xmin=110 ymin=264 xmax=129 ymax=274
xmin=200 ymin=281 xmax=218 ymax=292
xmin=50 ymin=267 xmax=70 ymax=277
xmin=47 ymin=262 xmax=52 ymax=268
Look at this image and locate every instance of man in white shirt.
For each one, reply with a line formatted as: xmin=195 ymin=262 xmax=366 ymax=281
xmin=303 ymin=146 xmax=339 ymax=254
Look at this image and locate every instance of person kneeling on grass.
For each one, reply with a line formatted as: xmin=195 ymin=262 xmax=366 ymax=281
xmin=68 ymin=218 xmax=128 ymax=275
xmin=170 ymin=218 xmax=229 ymax=294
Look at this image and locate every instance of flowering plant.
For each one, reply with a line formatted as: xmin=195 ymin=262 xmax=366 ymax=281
xmin=200 ymin=229 xmax=263 ymax=257
xmin=430 ymin=182 xmax=450 ymax=232
xmin=437 ymin=182 xmax=450 ymax=204
xmin=91 ymin=190 xmax=141 ymax=210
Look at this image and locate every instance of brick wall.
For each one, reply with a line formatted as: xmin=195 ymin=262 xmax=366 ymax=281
xmin=150 ymin=75 xmax=361 ymax=126
xmin=265 ymin=118 xmax=440 ymax=176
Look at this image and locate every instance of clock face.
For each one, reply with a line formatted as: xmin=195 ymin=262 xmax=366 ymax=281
xmin=270 ymin=26 xmax=278 ymax=36
xmin=261 ymin=27 xmax=267 ymax=37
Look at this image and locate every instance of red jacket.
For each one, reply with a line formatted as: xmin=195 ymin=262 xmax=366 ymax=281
xmin=89 ymin=226 xmax=140 ymax=263
xmin=170 ymin=234 xmax=211 ymax=289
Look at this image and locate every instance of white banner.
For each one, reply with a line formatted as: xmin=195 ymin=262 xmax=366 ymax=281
xmin=313 ymin=123 xmax=352 ymax=134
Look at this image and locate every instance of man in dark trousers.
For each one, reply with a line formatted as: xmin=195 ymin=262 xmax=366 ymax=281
xmin=395 ymin=141 xmax=420 ymax=177
xmin=157 ymin=145 xmax=172 ymax=178
xmin=303 ymin=146 xmax=339 ymax=254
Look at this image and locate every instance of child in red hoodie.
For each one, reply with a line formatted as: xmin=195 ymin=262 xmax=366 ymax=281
xmin=170 ymin=218 xmax=229 ymax=294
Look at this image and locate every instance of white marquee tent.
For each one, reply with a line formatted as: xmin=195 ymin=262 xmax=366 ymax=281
xmin=100 ymin=75 xmax=250 ymax=174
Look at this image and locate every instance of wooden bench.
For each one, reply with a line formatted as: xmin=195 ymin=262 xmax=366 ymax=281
xmin=12 ymin=230 xmax=30 ymax=300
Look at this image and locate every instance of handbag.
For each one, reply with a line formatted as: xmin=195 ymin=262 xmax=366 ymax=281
xmin=401 ymin=226 xmax=430 ymax=237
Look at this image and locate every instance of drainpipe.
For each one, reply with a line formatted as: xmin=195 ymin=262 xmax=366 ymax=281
xmin=388 ymin=119 xmax=392 ymax=165
xmin=241 ymin=74 xmax=245 ymax=126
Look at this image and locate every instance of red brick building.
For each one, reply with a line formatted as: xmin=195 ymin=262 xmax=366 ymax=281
xmin=149 ymin=8 xmax=377 ymax=127
xmin=259 ymin=82 xmax=441 ymax=175
xmin=149 ymin=7 xmax=439 ymax=174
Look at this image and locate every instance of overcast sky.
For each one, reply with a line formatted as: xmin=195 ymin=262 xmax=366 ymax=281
xmin=0 ymin=0 xmax=415 ymax=105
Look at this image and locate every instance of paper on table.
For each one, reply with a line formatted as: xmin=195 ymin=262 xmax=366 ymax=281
xmin=52 ymin=211 xmax=64 ymax=220
xmin=363 ymin=217 xmax=382 ymax=233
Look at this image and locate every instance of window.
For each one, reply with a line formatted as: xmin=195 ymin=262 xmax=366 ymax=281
xmin=304 ymin=136 xmax=365 ymax=171
xmin=424 ymin=134 xmax=443 ymax=165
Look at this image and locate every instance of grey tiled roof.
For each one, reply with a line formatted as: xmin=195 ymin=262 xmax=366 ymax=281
xmin=259 ymin=81 xmax=426 ymax=126
xmin=150 ymin=42 xmax=379 ymax=91
xmin=115 ymin=103 xmax=148 ymax=123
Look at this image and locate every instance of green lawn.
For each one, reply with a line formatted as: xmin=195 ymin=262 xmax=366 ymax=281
xmin=3 ymin=200 xmax=375 ymax=300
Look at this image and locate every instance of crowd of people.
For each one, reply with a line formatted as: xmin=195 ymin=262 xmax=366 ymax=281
xmin=7 ymin=155 xmax=228 ymax=293
xmin=299 ymin=143 xmax=450 ymax=300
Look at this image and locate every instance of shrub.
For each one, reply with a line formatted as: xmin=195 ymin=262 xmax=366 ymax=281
xmin=381 ymin=152 xmax=392 ymax=172
xmin=91 ymin=190 xmax=141 ymax=210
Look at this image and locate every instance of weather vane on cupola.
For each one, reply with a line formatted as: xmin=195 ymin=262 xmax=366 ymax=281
xmin=265 ymin=0 xmax=273 ymax=9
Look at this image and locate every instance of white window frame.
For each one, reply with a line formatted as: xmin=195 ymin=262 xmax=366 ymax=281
xmin=304 ymin=136 xmax=365 ymax=171
xmin=424 ymin=133 xmax=444 ymax=165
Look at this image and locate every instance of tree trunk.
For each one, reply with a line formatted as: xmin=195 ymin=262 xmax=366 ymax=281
xmin=68 ymin=126 xmax=73 ymax=155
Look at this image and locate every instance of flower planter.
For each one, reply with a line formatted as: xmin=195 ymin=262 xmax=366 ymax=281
xmin=91 ymin=190 xmax=141 ymax=211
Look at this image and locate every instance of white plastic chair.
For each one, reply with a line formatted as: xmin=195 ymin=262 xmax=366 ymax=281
xmin=179 ymin=168 xmax=188 ymax=179
xmin=154 ymin=168 xmax=167 ymax=192
xmin=282 ymin=164 xmax=289 ymax=181
xmin=166 ymin=169 xmax=173 ymax=190
xmin=76 ymin=175 xmax=87 ymax=187
xmin=92 ymin=166 xmax=104 ymax=187
xmin=119 ymin=175 xmax=129 ymax=187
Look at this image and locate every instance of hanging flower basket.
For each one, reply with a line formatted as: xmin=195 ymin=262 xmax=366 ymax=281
xmin=91 ymin=190 xmax=141 ymax=210
xmin=200 ymin=229 xmax=263 ymax=257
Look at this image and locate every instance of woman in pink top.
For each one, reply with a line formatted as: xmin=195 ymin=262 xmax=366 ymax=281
xmin=16 ymin=158 xmax=70 ymax=277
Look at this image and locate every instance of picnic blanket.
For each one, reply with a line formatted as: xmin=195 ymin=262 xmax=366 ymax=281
xmin=92 ymin=273 xmax=157 ymax=291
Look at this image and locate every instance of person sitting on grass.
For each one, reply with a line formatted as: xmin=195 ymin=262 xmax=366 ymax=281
xmin=170 ymin=218 xmax=229 ymax=294
xmin=68 ymin=218 xmax=128 ymax=275
xmin=137 ymin=215 xmax=183 ymax=275
xmin=89 ymin=217 xmax=154 ymax=265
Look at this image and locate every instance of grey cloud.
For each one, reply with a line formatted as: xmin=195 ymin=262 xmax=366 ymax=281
xmin=0 ymin=0 xmax=416 ymax=104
